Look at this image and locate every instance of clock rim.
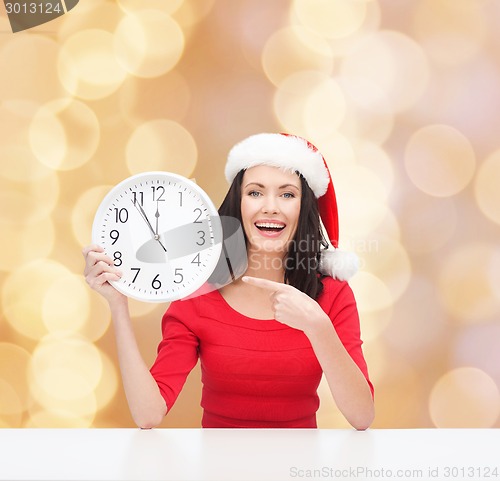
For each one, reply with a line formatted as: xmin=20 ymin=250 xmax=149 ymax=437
xmin=91 ymin=171 xmax=222 ymax=303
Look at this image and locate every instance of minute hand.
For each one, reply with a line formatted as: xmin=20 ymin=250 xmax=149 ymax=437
xmin=132 ymin=199 xmax=167 ymax=252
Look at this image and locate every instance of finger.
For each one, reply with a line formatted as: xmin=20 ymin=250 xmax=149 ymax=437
xmin=241 ymin=276 xmax=284 ymax=292
xmin=82 ymin=244 xmax=104 ymax=258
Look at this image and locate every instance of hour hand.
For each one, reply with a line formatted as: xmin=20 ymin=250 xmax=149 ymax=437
xmin=132 ymin=199 xmax=167 ymax=252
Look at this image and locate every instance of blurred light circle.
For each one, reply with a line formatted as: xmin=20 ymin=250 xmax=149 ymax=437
xmin=293 ymin=0 xmax=368 ymax=39
xmin=438 ymin=243 xmax=500 ymax=323
xmin=126 ymin=120 xmax=197 ymax=176
xmin=71 ymin=185 xmax=113 ymax=247
xmin=262 ymin=26 xmax=333 ymax=88
xmin=274 ymin=71 xmax=335 ymax=139
xmin=0 ymin=343 xmax=31 ymax=415
xmin=174 ymin=0 xmax=215 ymax=30
xmin=474 ymin=149 xmax=500 ymax=225
xmin=93 ymin=350 xmax=119 ymax=411
xmin=338 ymin=76 xmax=394 ymax=145
xmin=303 ymin=77 xmax=347 ymax=138
xmin=0 ymin=102 xmax=55 ymax=183
xmin=341 ymin=31 xmax=429 ymax=112
xmin=81 ymin=294 xmax=113 ymax=342
xmin=405 ymin=124 xmax=476 ymax=197
xmin=0 ymin=35 xmax=66 ymax=103
xmin=29 ymin=99 xmax=100 ymax=171
xmin=333 ymin=163 xmax=391 ymax=237
xmin=453 ymin=323 xmax=500 ymax=388
xmin=58 ymin=2 xmax=123 ymax=41
xmin=42 ymin=273 xmax=90 ymax=334
xmin=360 ymin=236 xmax=412 ymax=304
xmin=327 ymin=0 xmax=382 ymax=58
xmin=0 ymin=171 xmax=59 ymax=226
xmin=117 ymin=0 xmax=184 ymax=15
xmin=354 ymin=141 xmax=395 ymax=195
xmin=58 ymin=29 xmax=128 ymax=100
xmin=349 ymin=271 xmax=393 ymax=312
xmin=429 ymin=367 xmax=500 ymax=427
xmin=0 ymin=217 xmax=54 ymax=272
xmin=2 ymin=260 xmax=72 ymax=340
xmin=399 ymin=192 xmax=457 ymax=254
xmin=30 ymin=333 xmax=102 ymax=402
xmin=113 ymin=10 xmax=185 ymax=78
xmin=414 ymin=0 xmax=486 ymax=66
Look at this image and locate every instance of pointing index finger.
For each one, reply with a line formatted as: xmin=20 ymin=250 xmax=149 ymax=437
xmin=241 ymin=276 xmax=285 ymax=291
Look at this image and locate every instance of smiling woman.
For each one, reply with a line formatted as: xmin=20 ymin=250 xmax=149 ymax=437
xmin=83 ymin=132 xmax=373 ymax=430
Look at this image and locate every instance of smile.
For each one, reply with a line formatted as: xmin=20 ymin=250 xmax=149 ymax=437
xmin=254 ymin=221 xmax=286 ymax=238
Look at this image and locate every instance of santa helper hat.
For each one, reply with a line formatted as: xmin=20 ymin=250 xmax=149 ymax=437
xmin=225 ymin=132 xmax=359 ymax=281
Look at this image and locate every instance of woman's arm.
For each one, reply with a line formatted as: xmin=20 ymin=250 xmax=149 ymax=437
xmin=304 ymin=317 xmax=374 ymax=430
xmin=83 ymin=245 xmax=167 ymax=428
xmin=242 ymin=276 xmax=374 ymax=430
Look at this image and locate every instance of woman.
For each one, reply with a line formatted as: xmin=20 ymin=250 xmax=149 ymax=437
xmin=83 ymin=133 xmax=374 ymax=430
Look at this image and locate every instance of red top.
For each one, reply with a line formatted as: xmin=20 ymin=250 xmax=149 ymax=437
xmin=150 ymin=276 xmax=373 ymax=428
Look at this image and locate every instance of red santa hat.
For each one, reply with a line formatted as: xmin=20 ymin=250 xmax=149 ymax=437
xmin=225 ymin=132 xmax=359 ymax=281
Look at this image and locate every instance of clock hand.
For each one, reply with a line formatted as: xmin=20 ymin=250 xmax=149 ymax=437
xmin=132 ymin=199 xmax=167 ymax=252
xmin=155 ymin=201 xmax=160 ymax=237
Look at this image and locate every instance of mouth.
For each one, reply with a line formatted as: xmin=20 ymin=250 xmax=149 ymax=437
xmin=254 ymin=221 xmax=286 ymax=235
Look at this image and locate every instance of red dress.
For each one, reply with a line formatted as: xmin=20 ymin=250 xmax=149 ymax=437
xmin=150 ymin=276 xmax=373 ymax=428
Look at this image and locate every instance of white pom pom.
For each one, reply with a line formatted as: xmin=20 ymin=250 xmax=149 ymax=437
xmin=319 ymin=248 xmax=359 ymax=281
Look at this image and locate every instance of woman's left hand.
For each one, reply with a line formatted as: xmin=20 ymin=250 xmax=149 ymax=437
xmin=242 ymin=276 xmax=329 ymax=334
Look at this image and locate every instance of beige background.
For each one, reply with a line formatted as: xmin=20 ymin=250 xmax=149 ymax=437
xmin=1 ymin=0 xmax=500 ymax=429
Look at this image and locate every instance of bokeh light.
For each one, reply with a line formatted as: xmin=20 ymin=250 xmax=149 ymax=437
xmin=341 ymin=30 xmax=429 ymax=112
xmin=0 ymin=170 xmax=59 ymax=226
xmin=262 ymin=26 xmax=334 ymax=88
xmin=58 ymin=29 xmax=128 ymax=100
xmin=0 ymin=344 xmax=31 ymax=425
xmin=125 ymin=119 xmax=197 ymax=176
xmin=29 ymin=98 xmax=100 ymax=171
xmin=2 ymin=260 xmax=75 ymax=340
xmin=429 ymin=367 xmax=500 ymax=428
xmin=113 ymin=10 xmax=185 ymax=78
xmin=413 ymin=0 xmax=486 ymax=66
xmin=474 ymin=149 xmax=500 ymax=225
xmin=29 ymin=333 xmax=102 ymax=403
xmin=293 ymin=0 xmax=368 ymax=39
xmin=437 ymin=243 xmax=500 ymax=323
xmin=405 ymin=124 xmax=476 ymax=197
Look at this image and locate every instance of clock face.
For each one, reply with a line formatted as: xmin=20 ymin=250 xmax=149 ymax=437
xmin=92 ymin=171 xmax=222 ymax=302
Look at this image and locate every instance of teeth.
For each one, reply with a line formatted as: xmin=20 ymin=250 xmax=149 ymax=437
xmin=256 ymin=223 xmax=285 ymax=229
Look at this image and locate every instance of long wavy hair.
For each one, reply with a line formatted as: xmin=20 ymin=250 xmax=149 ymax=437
xmin=213 ymin=169 xmax=327 ymax=300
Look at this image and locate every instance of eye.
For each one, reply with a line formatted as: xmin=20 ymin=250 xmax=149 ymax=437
xmin=282 ymin=192 xmax=295 ymax=199
xmin=248 ymin=190 xmax=262 ymax=197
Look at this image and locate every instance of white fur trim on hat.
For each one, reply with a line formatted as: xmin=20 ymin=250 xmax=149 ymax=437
xmin=319 ymin=248 xmax=359 ymax=281
xmin=226 ymin=133 xmax=330 ymax=198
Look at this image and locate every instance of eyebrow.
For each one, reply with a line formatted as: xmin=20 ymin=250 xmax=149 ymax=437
xmin=244 ymin=182 xmax=300 ymax=190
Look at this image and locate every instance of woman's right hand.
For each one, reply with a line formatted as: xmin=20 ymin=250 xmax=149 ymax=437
xmin=82 ymin=244 xmax=126 ymax=305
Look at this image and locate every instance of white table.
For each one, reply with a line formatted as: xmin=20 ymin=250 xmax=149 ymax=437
xmin=0 ymin=429 xmax=498 ymax=481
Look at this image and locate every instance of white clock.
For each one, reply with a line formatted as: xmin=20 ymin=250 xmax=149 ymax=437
xmin=92 ymin=171 xmax=223 ymax=302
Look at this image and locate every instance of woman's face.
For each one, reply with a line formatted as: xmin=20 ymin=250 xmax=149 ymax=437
xmin=240 ymin=165 xmax=301 ymax=256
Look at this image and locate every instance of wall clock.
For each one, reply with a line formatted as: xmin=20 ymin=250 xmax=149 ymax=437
xmin=92 ymin=171 xmax=222 ymax=302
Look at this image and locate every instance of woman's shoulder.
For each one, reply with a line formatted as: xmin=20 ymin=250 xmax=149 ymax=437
xmin=163 ymin=287 xmax=222 ymax=322
xmin=317 ymin=275 xmax=356 ymax=308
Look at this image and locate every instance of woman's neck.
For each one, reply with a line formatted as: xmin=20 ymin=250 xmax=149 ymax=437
xmin=244 ymin=250 xmax=286 ymax=283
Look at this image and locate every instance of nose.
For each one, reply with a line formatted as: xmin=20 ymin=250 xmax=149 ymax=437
xmin=261 ymin=196 xmax=280 ymax=214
